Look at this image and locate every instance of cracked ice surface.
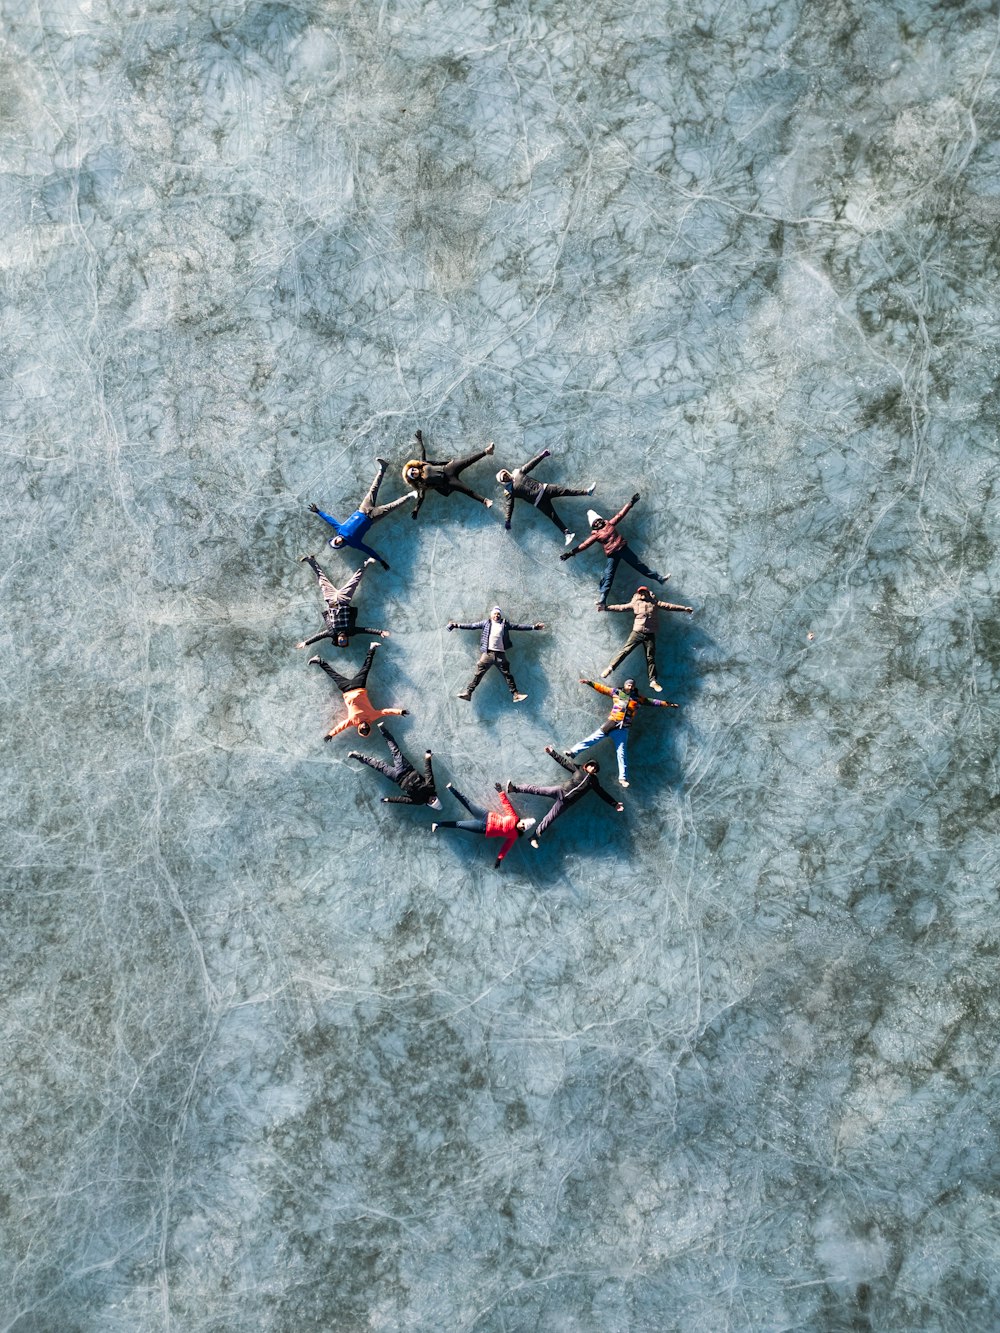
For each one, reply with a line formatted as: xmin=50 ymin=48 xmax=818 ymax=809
xmin=2 ymin=0 xmax=999 ymax=1329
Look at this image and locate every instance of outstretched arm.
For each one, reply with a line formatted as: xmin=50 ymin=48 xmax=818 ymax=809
xmin=310 ymin=505 xmax=343 ymax=537
xmin=447 ymin=620 xmax=486 ymax=631
xmin=414 ymin=429 xmax=427 ymax=460
xmin=519 ymin=449 xmax=551 ymax=475
xmin=656 ymin=600 xmax=693 ymax=613
xmin=544 ymin=745 xmax=576 ymax=773
xmin=324 ymin=717 xmax=352 ymax=740
xmin=592 ymin=777 xmax=622 ymax=808
xmin=423 ymin=751 xmax=435 ymax=785
xmin=579 ymin=678 xmax=612 ymax=696
xmin=381 ymin=793 xmax=417 ymax=805
xmin=501 ymin=487 xmax=515 ymax=528
xmin=608 ymin=493 xmax=640 ymax=526
xmin=641 ymin=696 xmax=679 ymax=709
xmin=508 ymin=622 xmax=545 ymax=632
xmin=350 ymin=537 xmax=388 ymax=568
xmin=353 ymin=625 xmax=390 ymax=638
xmin=298 ymin=629 xmax=332 ymax=648
xmin=563 ymin=529 xmax=600 ymax=557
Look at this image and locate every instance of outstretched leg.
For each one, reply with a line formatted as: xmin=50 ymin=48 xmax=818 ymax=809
xmin=377 ymin=724 xmax=407 ymax=771
xmin=312 ymin=657 xmax=354 ymax=692
xmin=597 ymin=553 xmax=621 ymax=607
xmin=462 ymin=653 xmax=494 ymax=698
xmin=619 ymin=545 xmax=666 ymax=584
xmin=568 ymin=728 xmax=606 ymax=757
xmin=354 ymin=642 xmax=379 ymax=690
xmin=534 ymin=796 xmax=567 ymax=839
xmin=367 ymin=492 xmax=411 ymax=523
xmin=611 ymin=731 xmax=629 ymax=784
xmin=348 ymin=750 xmax=402 ymax=782
xmin=447 ymin=785 xmax=489 ymax=821
xmin=435 ymin=819 xmax=486 ymax=835
xmin=642 ymin=633 xmax=657 ymax=681
xmin=494 ymin=652 xmax=520 ymax=698
xmin=536 ymin=494 xmax=572 ymax=537
xmin=607 ymin=630 xmax=644 ymax=674
xmin=446 ymin=478 xmax=491 ymax=507
xmin=359 ymin=459 xmax=388 ymax=513
xmin=448 ymin=444 xmax=495 ymax=475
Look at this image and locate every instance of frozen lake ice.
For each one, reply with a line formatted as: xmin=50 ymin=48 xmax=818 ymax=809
xmin=2 ymin=0 xmax=999 ymax=1329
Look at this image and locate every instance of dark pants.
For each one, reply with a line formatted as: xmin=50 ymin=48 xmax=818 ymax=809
xmin=534 ymin=485 xmax=590 ymax=535
xmin=315 ymin=643 xmax=376 ymax=694
xmin=609 ymin=629 xmax=656 ymax=677
xmin=597 ymin=546 xmax=664 ymax=606
xmin=507 ymin=781 xmax=566 ymax=838
xmin=438 ymin=785 xmax=488 ymax=834
xmin=351 ymin=727 xmax=411 ymax=785
xmin=427 ymin=447 xmax=493 ymax=504
xmin=466 ymin=651 xmax=518 ymax=697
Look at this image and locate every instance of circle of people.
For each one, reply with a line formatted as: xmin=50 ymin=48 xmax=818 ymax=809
xmin=297 ymin=432 xmax=695 ymax=869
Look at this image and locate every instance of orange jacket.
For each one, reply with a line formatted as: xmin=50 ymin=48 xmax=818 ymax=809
xmin=326 ymin=688 xmax=405 ymax=739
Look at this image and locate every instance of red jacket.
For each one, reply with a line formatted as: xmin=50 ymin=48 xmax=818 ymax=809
xmin=485 ymin=792 xmax=520 ymax=862
xmin=575 ymin=497 xmax=635 ymax=556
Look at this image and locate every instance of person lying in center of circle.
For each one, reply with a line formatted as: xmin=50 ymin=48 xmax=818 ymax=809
xmin=446 ymin=605 xmax=545 ymax=703
xmin=402 ymin=429 xmax=495 ymax=519
xmin=308 ymin=641 xmax=407 ymax=741
xmin=432 ymin=782 xmax=535 ymax=869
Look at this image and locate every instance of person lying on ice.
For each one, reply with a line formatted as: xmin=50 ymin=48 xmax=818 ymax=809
xmin=559 ymin=493 xmax=668 ymax=609
xmin=506 ymin=748 xmax=623 ymax=848
xmin=348 ymin=722 xmax=442 ymax=809
xmin=308 ymin=457 xmax=413 ymax=569
xmin=568 ymin=677 xmax=677 ymax=788
xmin=432 ymin=782 xmax=535 ymax=868
xmin=402 ymin=430 xmax=495 ymax=518
xmin=309 ymin=642 xmax=407 ymax=741
xmin=446 ymin=605 xmax=545 ymax=703
xmin=495 ymin=448 xmax=594 ymax=544
xmin=295 ymin=555 xmax=390 ymax=651
xmin=600 ymin=585 xmax=693 ymax=691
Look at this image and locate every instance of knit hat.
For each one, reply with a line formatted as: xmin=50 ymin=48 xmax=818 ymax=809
xmin=490 ymin=605 xmax=503 ymax=616
xmin=587 ymin=509 xmax=603 ymax=528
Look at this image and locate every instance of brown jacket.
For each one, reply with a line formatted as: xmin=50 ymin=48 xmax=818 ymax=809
xmin=607 ymin=591 xmax=692 ymax=633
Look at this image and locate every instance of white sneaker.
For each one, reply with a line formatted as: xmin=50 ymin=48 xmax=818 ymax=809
xmin=431 ymin=823 xmax=439 ymax=832
xmin=586 ymin=484 xmax=595 ymax=495
xmin=530 ymin=838 xmax=540 ymax=849
xmin=600 ymin=667 xmax=612 ymax=678
xmin=369 ymin=642 xmax=381 ymax=650
xmin=564 ymin=532 xmax=575 ymax=545
xmin=619 ymin=779 xmax=629 ymax=788
xmin=650 ymin=679 xmax=662 ymax=693
xmin=512 ymin=692 xmax=528 ymax=703
xmin=483 ymin=498 xmax=493 ymax=508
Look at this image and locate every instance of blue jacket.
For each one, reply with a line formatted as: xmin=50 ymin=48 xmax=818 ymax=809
xmin=315 ymin=507 xmax=385 ymax=565
xmin=451 ymin=619 xmax=538 ymax=652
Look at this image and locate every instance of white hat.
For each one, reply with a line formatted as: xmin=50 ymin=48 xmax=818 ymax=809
xmin=587 ymin=509 xmax=603 ymax=526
